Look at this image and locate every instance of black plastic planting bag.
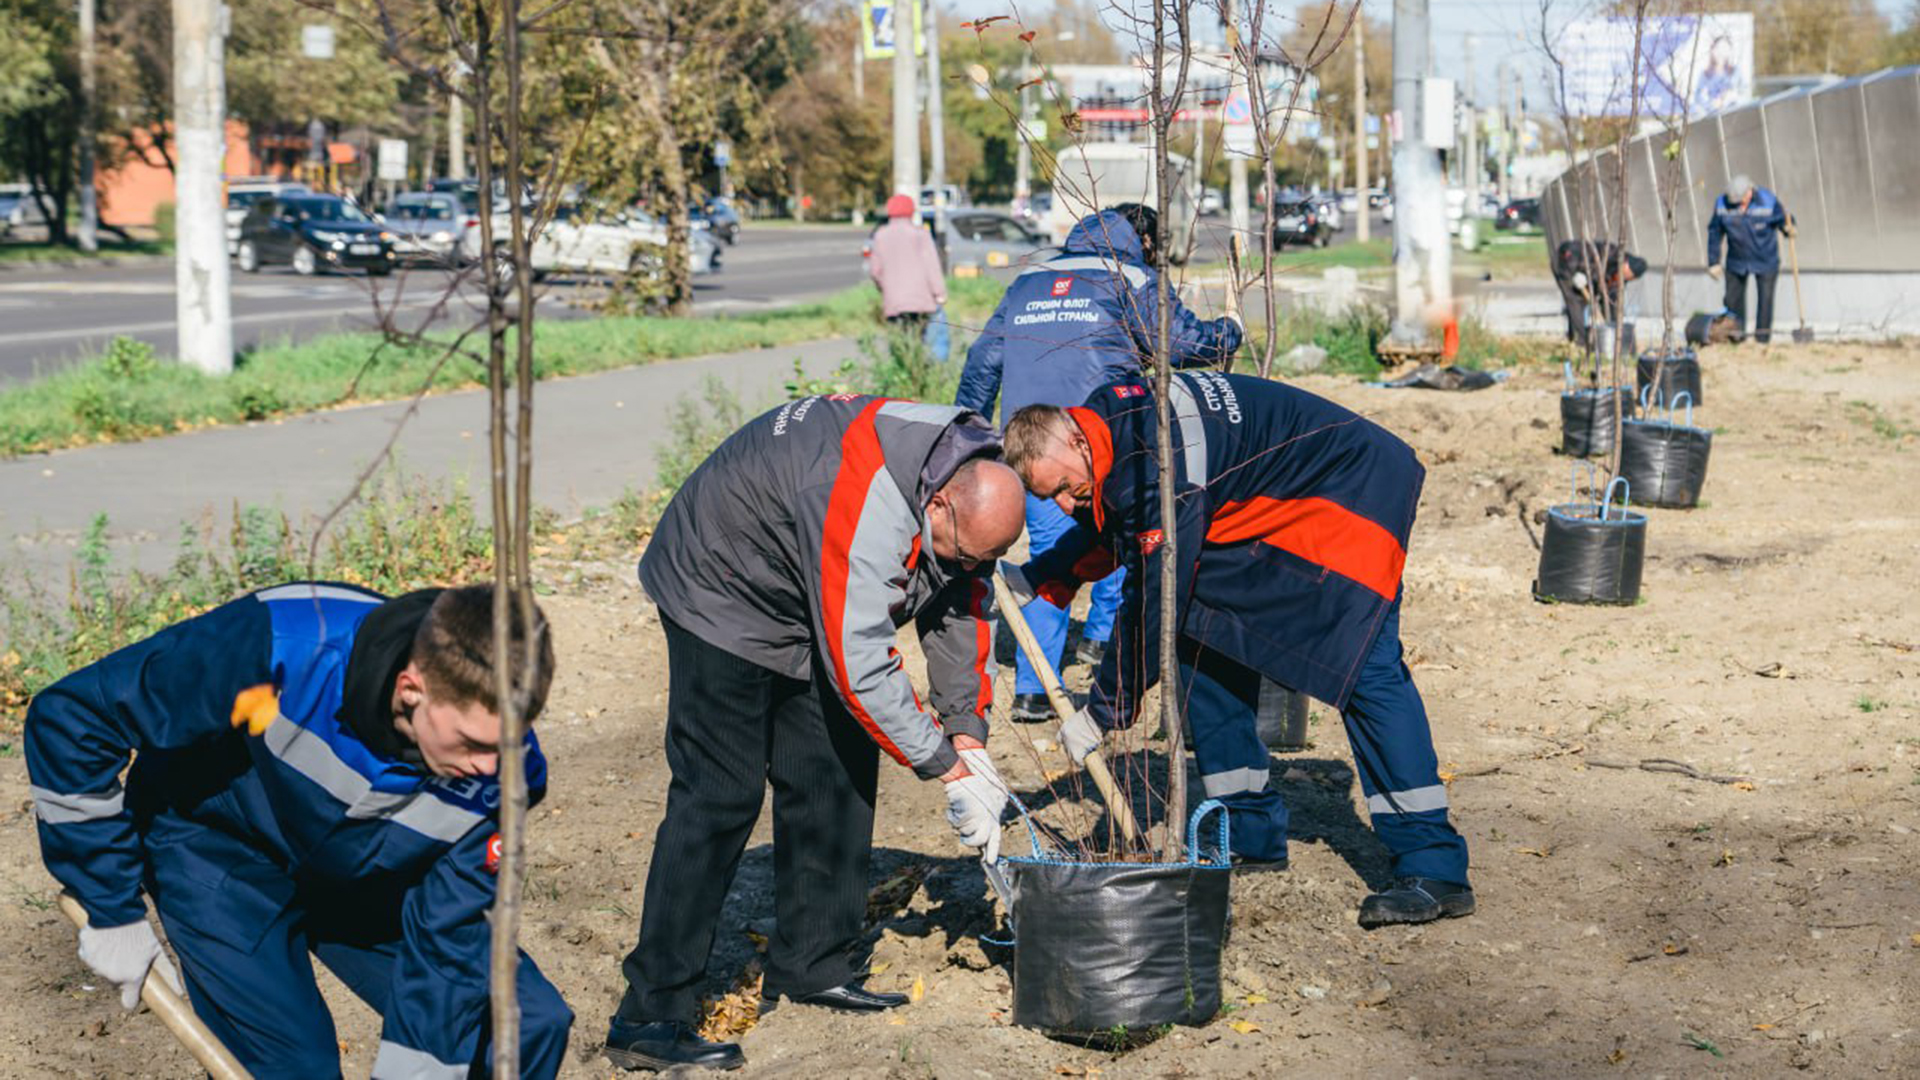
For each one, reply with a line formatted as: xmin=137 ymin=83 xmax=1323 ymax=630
xmin=1637 ymin=350 xmax=1701 ymax=407
xmin=1560 ymin=386 xmax=1634 ymax=457
xmin=1007 ymin=803 xmax=1232 ymax=1034
xmin=1534 ymin=476 xmax=1647 ymax=604
xmin=1619 ymin=399 xmax=1712 ymax=508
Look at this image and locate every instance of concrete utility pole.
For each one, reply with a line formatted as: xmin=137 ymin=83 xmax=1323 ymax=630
xmin=448 ymin=66 xmax=467 ymax=180
xmin=1014 ymin=60 xmax=1032 ymax=215
xmin=891 ymin=0 xmax=921 ymax=196
xmin=77 ymin=0 xmax=99 ymax=252
xmin=1463 ymin=34 xmax=1478 ymax=199
xmin=1354 ymin=14 xmax=1368 ymax=243
xmin=926 ymin=2 xmax=946 ymax=231
xmin=853 ymin=37 xmax=865 ymax=101
xmin=1390 ymin=0 xmax=1449 ymax=345
xmin=173 ymin=0 xmax=232 ymax=374
xmin=1224 ymin=0 xmax=1250 ymax=244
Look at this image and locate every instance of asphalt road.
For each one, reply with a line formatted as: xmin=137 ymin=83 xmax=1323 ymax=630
xmin=0 ymin=224 xmax=871 ymax=383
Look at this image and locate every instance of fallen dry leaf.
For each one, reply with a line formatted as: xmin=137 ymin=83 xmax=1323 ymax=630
xmin=1243 ymin=993 xmax=1269 ymax=1005
xmin=1733 ymin=781 xmax=1756 ymax=792
xmin=869 ymin=961 xmax=891 ymax=976
xmin=1517 ymin=847 xmax=1552 ymax=858
xmin=1753 ymin=1023 xmax=1774 ymax=1031
xmin=1227 ymin=1019 xmax=1262 ymax=1034
xmin=910 ymin=975 xmax=925 ymax=1002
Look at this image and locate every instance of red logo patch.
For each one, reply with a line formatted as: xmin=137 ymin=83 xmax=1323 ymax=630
xmin=1139 ymin=529 xmax=1164 ymax=555
xmin=1050 ymin=276 xmax=1074 ymax=297
xmin=1111 ymin=385 xmax=1145 ymax=398
xmin=485 ymin=832 xmax=503 ymax=874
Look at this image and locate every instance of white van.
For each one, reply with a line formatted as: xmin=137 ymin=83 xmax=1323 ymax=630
xmin=1041 ymin=142 xmax=1196 ymax=263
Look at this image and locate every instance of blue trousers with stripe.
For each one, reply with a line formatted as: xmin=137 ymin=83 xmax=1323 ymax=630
xmin=147 ymin=820 xmax=571 ymax=1079
xmin=1016 ymin=494 xmax=1126 ymax=695
xmin=1182 ymin=597 xmax=1470 ymax=883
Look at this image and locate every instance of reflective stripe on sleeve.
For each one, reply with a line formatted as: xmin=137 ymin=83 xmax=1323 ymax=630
xmin=1167 ymin=376 xmax=1209 ymax=486
xmin=30 ymin=783 xmax=125 ymax=824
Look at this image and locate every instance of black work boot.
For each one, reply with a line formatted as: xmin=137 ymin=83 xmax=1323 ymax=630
xmin=1073 ymin=639 xmax=1107 ymax=668
xmin=1358 ymin=877 xmax=1476 ymax=929
xmin=1231 ymin=854 xmax=1290 ymax=874
xmin=605 ymin=1019 xmax=744 ymax=1072
xmin=1010 ymin=693 xmax=1052 ymax=723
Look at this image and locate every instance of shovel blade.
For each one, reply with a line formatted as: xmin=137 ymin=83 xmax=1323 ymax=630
xmin=1793 ymin=328 xmax=1815 ymax=344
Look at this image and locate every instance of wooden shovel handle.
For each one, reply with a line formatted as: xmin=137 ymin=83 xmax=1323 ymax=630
xmin=993 ymin=574 xmax=1145 ymax=845
xmin=58 ymin=893 xmax=250 ymax=1080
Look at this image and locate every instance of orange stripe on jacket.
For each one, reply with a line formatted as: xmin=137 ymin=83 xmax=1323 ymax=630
xmin=1207 ymin=495 xmax=1407 ymax=601
xmin=968 ymin=577 xmax=992 ymax=718
xmin=1065 ymin=407 xmax=1115 ymax=531
xmin=818 ymin=399 xmax=916 ymax=767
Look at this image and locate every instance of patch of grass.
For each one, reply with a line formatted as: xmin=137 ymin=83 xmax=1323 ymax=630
xmin=1855 ymin=695 xmax=1887 ymax=713
xmin=1459 ymin=234 xmax=1549 ymax=280
xmin=0 ymin=473 xmax=493 ymax=727
xmin=1845 ymin=400 xmax=1911 ymax=443
xmin=0 ymin=277 xmax=1007 ymax=460
xmin=0 ymin=238 xmax=172 ymax=265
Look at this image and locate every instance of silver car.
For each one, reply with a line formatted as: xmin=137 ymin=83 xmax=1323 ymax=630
xmin=382 ymin=192 xmax=474 ymax=266
xmin=944 ymin=210 xmax=1047 ymax=278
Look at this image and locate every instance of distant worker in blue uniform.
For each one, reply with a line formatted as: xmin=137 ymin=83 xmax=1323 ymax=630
xmin=956 ymin=204 xmax=1241 ymax=719
xmin=1707 ymin=175 xmax=1794 ymax=344
xmin=26 ymin=582 xmax=571 ymax=1078
xmin=1000 ymin=372 xmax=1475 ymax=929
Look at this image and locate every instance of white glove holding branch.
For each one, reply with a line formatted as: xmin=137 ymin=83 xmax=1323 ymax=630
xmin=79 ymin=918 xmax=182 ymax=1010
xmin=957 ymin=748 xmax=1007 ymax=863
xmin=997 ymin=560 xmax=1036 ymax=607
xmin=1058 ymin=706 xmax=1103 ymax=764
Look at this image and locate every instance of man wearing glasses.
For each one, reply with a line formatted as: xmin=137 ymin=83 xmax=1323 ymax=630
xmin=604 ymin=395 xmax=1025 ymax=1072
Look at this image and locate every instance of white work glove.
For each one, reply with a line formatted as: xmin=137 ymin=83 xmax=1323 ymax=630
xmin=1058 ymin=706 xmax=1103 ymax=765
xmin=1570 ymin=271 xmax=1589 ymax=291
xmin=944 ymin=766 xmax=1008 ymax=854
xmin=997 ymin=560 xmax=1036 ymax=607
xmin=78 ymin=918 xmax=182 ymax=1010
xmin=957 ymin=747 xmax=1007 ymax=863
xmin=1706 ymin=264 xmax=1723 ymax=281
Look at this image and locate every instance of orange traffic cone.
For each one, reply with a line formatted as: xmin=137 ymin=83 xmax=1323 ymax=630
xmin=1442 ymin=315 xmax=1460 ymax=359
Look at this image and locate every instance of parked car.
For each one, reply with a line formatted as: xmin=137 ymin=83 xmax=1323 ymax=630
xmin=1338 ymin=189 xmax=1359 ymax=214
xmin=1271 ymin=199 xmax=1334 ymax=248
xmin=224 ymin=179 xmax=308 ymax=255
xmin=1199 ymin=187 xmax=1225 ymax=216
xmin=691 ymin=198 xmax=741 ymax=245
xmin=235 ymin=194 xmax=395 ymax=275
xmin=1496 ymin=197 xmax=1542 ymax=230
xmin=0 ymin=183 xmax=51 ymax=240
xmin=1380 ymin=195 xmax=1395 ymax=223
xmin=1367 ymin=188 xmax=1390 ymax=209
xmin=381 ymin=191 xmax=474 ymax=266
xmin=493 ymin=203 xmax=719 ymax=284
xmin=944 ymin=210 xmax=1048 ymax=275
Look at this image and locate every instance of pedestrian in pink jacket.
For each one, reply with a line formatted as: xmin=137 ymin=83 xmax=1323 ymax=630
xmin=868 ymin=193 xmax=946 ymax=335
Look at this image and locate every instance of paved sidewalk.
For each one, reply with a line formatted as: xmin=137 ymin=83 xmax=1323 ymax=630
xmin=1 ymin=337 xmax=862 ymax=580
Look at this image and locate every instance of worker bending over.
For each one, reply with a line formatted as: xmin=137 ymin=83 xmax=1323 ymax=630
xmin=27 ymin=582 xmax=570 ymax=1077
xmin=606 ymin=395 xmax=1025 ymax=1072
xmin=1001 ymin=373 xmax=1474 ymax=928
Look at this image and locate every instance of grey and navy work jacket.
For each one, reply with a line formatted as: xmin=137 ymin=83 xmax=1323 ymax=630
xmin=25 ymin=582 xmax=546 ymax=1075
xmin=955 ymin=210 xmax=1241 ymax=421
xmin=1707 ymin=186 xmax=1788 ymax=275
xmin=1022 ymin=373 xmax=1424 ymax=726
xmin=640 ymin=395 xmax=1001 ymax=780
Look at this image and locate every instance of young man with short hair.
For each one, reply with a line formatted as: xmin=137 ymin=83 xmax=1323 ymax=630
xmin=27 ymin=582 xmax=570 ymax=1078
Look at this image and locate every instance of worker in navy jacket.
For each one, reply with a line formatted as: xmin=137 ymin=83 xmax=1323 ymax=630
xmin=26 ymin=582 xmax=570 ymax=1079
xmin=956 ymin=205 xmax=1241 ymax=721
xmin=1000 ymin=373 xmax=1474 ymax=929
xmin=1706 ymin=175 xmax=1793 ymax=343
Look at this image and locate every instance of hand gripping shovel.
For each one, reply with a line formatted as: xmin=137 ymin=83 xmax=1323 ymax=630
xmin=991 ymin=574 xmax=1144 ymax=847
xmin=1787 ymin=224 xmax=1814 ymax=344
xmin=58 ymin=893 xmax=249 ymax=1080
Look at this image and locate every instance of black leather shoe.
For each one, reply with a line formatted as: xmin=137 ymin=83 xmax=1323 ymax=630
xmin=782 ymin=980 xmax=910 ymax=1012
xmin=1358 ymin=877 xmax=1476 ymax=929
xmin=1010 ymin=693 xmax=1052 ymax=723
xmin=1074 ymin=639 xmax=1107 ymax=667
xmin=604 ymin=1019 xmax=744 ymax=1072
xmin=1231 ymin=854 xmax=1289 ymax=874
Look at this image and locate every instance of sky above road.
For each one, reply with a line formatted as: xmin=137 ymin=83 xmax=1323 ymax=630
xmin=940 ymin=0 xmax=1912 ymax=112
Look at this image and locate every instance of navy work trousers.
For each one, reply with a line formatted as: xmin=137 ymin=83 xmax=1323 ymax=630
xmin=1181 ymin=596 xmax=1470 ymax=884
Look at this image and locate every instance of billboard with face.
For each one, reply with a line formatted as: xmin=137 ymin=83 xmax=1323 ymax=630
xmin=1559 ymin=14 xmax=1753 ymax=118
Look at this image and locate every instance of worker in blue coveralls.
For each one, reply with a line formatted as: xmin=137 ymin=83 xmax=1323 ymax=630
xmin=998 ymin=372 xmax=1475 ymax=928
xmin=25 ymin=582 xmax=572 ymax=1078
xmin=955 ymin=203 xmax=1241 ymax=720
xmin=1706 ymin=174 xmax=1794 ymax=344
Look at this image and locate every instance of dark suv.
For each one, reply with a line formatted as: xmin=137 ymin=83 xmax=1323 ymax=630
xmin=235 ymin=195 xmax=396 ymax=276
xmin=1496 ymin=197 xmax=1541 ymax=231
xmin=1271 ymin=199 xmax=1334 ymax=248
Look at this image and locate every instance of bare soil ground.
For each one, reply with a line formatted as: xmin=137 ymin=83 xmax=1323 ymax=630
xmin=1 ymin=339 xmax=1916 ymax=1077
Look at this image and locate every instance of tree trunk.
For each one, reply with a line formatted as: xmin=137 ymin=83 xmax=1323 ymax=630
xmin=657 ymin=120 xmax=693 ymax=317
